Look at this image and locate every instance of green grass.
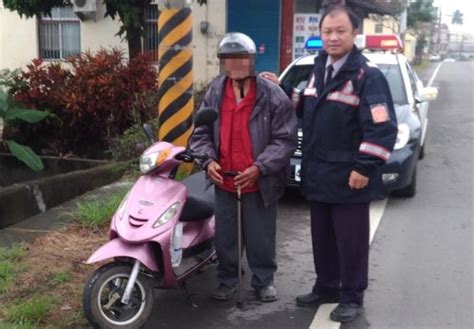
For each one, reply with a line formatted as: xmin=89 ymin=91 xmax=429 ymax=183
xmin=0 ymin=244 xmax=27 ymax=294
xmin=50 ymin=272 xmax=71 ymax=285
xmin=74 ymin=189 xmax=128 ymax=230
xmin=4 ymin=296 xmax=55 ymax=327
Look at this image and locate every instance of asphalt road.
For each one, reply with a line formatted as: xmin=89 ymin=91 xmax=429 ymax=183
xmin=145 ymin=61 xmax=473 ymax=329
xmin=362 ymin=61 xmax=473 ymax=329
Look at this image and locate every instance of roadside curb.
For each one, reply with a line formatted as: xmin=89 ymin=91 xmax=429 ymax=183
xmin=0 ymin=179 xmax=133 ymax=249
xmin=0 ymin=163 xmax=126 ymax=229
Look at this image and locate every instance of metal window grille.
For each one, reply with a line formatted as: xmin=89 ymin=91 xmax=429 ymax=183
xmin=144 ymin=5 xmax=159 ymax=62
xmin=375 ymin=23 xmax=384 ymax=33
xmin=39 ymin=6 xmax=80 ymax=60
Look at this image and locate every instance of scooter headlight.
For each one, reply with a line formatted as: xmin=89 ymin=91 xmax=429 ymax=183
xmin=153 ymin=202 xmax=180 ymax=228
xmin=394 ymin=123 xmax=410 ymax=150
xmin=139 ymin=149 xmax=171 ymax=174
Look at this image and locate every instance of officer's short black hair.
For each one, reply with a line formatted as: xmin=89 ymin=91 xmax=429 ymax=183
xmin=319 ymin=5 xmax=360 ymax=31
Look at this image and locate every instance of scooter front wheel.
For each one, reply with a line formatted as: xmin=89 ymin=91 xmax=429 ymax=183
xmin=83 ymin=262 xmax=154 ymax=329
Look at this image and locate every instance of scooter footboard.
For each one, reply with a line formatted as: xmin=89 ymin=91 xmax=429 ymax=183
xmin=86 ymin=239 xmax=159 ymax=272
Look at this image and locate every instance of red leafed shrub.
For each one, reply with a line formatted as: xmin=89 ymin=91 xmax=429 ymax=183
xmin=11 ymin=49 xmax=158 ymax=158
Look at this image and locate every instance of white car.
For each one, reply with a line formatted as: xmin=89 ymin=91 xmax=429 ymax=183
xmin=280 ymin=35 xmax=438 ymax=197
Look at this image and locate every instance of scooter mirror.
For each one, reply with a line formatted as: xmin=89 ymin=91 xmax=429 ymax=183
xmin=143 ymin=123 xmax=155 ymax=144
xmin=194 ymin=107 xmax=218 ymax=127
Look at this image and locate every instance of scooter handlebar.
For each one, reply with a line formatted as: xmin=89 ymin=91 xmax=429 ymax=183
xmin=175 ymin=151 xmax=209 ymax=163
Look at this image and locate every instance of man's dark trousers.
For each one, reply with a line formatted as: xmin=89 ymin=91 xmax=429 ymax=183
xmin=310 ymin=201 xmax=369 ymax=305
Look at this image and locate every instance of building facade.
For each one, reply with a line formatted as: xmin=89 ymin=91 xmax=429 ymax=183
xmin=0 ymin=0 xmax=226 ymax=88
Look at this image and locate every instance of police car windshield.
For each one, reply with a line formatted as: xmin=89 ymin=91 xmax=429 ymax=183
xmin=281 ymin=65 xmax=313 ymax=91
xmin=377 ymin=64 xmax=408 ymax=106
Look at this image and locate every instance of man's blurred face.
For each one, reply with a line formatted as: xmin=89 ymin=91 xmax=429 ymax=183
xmin=220 ymin=54 xmax=255 ymax=80
xmin=321 ymin=11 xmax=357 ymax=60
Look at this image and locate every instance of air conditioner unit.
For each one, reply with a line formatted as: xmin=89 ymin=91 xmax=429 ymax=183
xmin=73 ymin=0 xmax=97 ymax=13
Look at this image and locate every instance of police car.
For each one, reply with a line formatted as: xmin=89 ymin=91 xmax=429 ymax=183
xmin=281 ymin=34 xmax=438 ymax=197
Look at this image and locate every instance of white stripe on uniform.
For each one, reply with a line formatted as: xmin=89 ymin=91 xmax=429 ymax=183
xmin=359 ymin=142 xmax=391 ymax=161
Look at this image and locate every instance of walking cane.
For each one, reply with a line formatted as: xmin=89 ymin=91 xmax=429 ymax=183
xmin=224 ymin=171 xmax=243 ymax=308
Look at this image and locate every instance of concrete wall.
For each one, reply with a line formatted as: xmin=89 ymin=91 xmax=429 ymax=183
xmin=363 ymin=15 xmax=400 ymax=35
xmin=0 ymin=0 xmax=226 ymax=86
xmin=80 ymin=3 xmax=126 ymax=56
xmin=191 ymin=0 xmax=226 ymax=88
xmin=0 ymin=1 xmax=39 ymax=70
xmin=404 ymin=32 xmax=417 ymax=63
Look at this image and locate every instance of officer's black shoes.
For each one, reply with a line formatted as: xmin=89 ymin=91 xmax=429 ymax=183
xmin=295 ymin=292 xmax=339 ymax=307
xmin=329 ymin=303 xmax=364 ymax=322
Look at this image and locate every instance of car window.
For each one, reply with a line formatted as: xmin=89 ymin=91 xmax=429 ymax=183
xmin=377 ymin=64 xmax=408 ymax=105
xmin=281 ymin=65 xmax=313 ymax=91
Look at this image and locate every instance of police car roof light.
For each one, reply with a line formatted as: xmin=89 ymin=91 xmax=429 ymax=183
xmin=305 ymin=36 xmax=323 ymax=51
xmin=363 ymin=34 xmax=403 ymax=51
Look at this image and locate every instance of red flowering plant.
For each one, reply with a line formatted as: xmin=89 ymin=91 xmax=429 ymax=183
xmin=11 ymin=49 xmax=158 ymax=158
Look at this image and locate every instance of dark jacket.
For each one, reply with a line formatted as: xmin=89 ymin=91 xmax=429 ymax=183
xmin=190 ymin=75 xmax=298 ymax=207
xmin=300 ymin=46 xmax=398 ymax=203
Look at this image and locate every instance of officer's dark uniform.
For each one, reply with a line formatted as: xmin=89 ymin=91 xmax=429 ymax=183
xmin=298 ymin=45 xmax=398 ymax=306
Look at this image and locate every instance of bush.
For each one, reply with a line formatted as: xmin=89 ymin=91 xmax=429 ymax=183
xmin=110 ymin=117 xmax=159 ymax=162
xmin=10 ymin=49 xmax=159 ymax=158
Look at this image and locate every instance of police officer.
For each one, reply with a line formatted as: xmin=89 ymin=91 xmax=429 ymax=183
xmin=263 ymin=5 xmax=397 ymax=322
xmin=299 ymin=5 xmax=398 ymax=322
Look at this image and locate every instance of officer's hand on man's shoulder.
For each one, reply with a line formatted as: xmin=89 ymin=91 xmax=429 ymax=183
xmin=348 ymin=170 xmax=369 ymax=190
xmin=259 ymin=72 xmax=279 ymax=84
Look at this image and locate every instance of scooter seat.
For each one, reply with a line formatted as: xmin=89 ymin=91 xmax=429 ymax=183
xmin=179 ymin=171 xmax=215 ymax=222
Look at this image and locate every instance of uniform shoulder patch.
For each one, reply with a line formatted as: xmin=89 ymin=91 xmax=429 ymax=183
xmin=370 ymin=103 xmax=389 ymax=123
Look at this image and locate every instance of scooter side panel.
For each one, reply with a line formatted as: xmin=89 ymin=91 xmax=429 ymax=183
xmin=181 ymin=217 xmax=215 ymax=249
xmin=115 ymin=176 xmax=187 ymax=242
xmin=86 ymin=239 xmax=159 ymax=272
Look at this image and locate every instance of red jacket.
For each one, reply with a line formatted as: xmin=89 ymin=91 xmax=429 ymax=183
xmin=219 ymin=77 xmax=258 ymax=193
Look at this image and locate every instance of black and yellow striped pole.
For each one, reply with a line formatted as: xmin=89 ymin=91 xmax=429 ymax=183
xmin=157 ymin=6 xmax=193 ymax=147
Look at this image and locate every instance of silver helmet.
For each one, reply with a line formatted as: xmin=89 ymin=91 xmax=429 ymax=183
xmin=217 ymin=32 xmax=256 ymax=57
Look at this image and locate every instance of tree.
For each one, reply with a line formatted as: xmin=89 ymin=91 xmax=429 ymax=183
xmin=406 ymin=0 xmax=437 ymax=63
xmin=451 ymin=9 xmax=463 ymax=25
xmin=4 ymin=0 xmax=150 ymax=59
xmin=407 ymin=0 xmax=436 ymax=29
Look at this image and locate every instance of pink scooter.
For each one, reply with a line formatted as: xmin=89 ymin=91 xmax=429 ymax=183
xmin=83 ymin=108 xmax=218 ymax=329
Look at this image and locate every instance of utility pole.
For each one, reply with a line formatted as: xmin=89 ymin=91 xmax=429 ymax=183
xmin=157 ymin=0 xmax=194 ymax=174
xmin=156 ymin=0 xmax=193 ymax=146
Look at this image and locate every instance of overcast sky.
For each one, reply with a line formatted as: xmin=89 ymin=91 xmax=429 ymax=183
xmin=433 ymin=0 xmax=473 ymax=35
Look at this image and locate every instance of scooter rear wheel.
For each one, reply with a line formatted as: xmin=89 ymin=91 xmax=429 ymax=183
xmin=83 ymin=262 xmax=154 ymax=329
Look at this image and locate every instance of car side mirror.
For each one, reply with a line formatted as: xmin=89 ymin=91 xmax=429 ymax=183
xmin=415 ymin=87 xmax=438 ymax=103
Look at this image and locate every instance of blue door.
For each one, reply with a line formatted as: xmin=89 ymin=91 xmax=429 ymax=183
xmin=227 ymin=0 xmax=281 ymax=73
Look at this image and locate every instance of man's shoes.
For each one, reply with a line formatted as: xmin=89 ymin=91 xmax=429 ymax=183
xmin=211 ymin=284 xmax=236 ymax=301
xmin=295 ymin=292 xmax=339 ymax=307
xmin=256 ymin=285 xmax=278 ymax=302
xmin=330 ymin=303 xmax=363 ymax=322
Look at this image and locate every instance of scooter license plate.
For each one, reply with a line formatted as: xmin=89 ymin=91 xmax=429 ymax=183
xmin=294 ymin=164 xmax=301 ymax=182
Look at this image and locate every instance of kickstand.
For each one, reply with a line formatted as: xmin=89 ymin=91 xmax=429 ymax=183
xmin=182 ymin=282 xmax=198 ymax=308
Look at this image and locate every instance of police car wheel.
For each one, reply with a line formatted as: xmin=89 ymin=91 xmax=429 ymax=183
xmin=419 ymin=144 xmax=425 ymax=160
